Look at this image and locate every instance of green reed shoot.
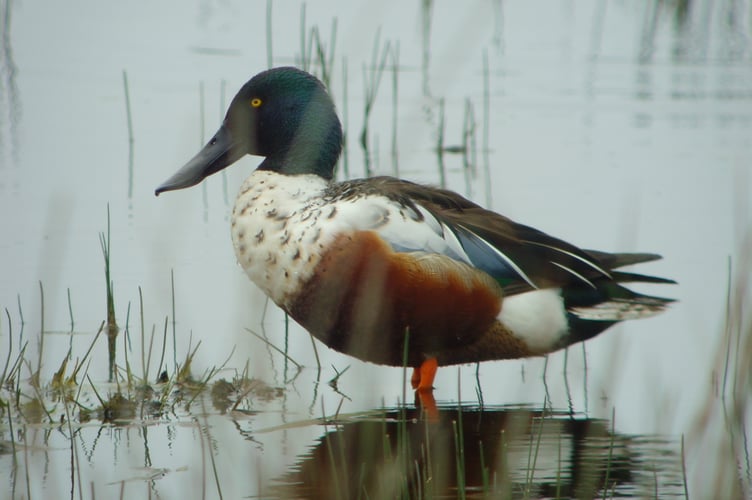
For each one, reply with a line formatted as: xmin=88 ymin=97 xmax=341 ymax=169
xmin=99 ymin=204 xmax=119 ymax=382
xmin=123 ymin=301 xmax=134 ymax=387
xmin=603 ymin=406 xmax=617 ymax=496
xmin=1 ymin=308 xmax=14 ymax=387
xmin=32 ymin=281 xmax=44 ymax=389
xmin=170 ymin=269 xmax=177 ymax=375
xmin=156 ymin=316 xmax=168 ymax=382
xmin=139 ymin=286 xmax=146 ymax=381
xmin=67 ymin=321 xmax=104 ymax=389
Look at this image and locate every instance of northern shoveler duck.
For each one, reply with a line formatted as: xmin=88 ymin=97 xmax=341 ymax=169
xmin=156 ymin=67 xmax=673 ymax=392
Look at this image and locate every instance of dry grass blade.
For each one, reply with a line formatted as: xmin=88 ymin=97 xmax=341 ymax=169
xmin=245 ymin=327 xmax=302 ymax=371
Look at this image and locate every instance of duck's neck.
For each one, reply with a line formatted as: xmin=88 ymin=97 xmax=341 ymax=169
xmin=257 ymin=151 xmax=336 ymax=180
xmin=257 ymin=101 xmax=343 ymax=180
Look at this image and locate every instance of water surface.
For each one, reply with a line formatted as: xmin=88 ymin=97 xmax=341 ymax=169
xmin=1 ymin=0 xmax=751 ymax=498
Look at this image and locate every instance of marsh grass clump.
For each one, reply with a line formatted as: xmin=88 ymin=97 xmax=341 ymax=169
xmin=1 ymin=304 xmax=240 ymax=429
xmin=18 ymin=397 xmax=46 ymax=424
xmin=0 ymin=207 xmax=262 ymax=432
xmin=210 ymin=375 xmax=284 ymax=414
xmin=79 ymin=389 xmax=137 ymax=424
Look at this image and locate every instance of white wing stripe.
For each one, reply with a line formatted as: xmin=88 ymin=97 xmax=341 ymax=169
xmin=525 ymin=241 xmax=611 ymax=278
xmin=415 ymin=205 xmax=443 ymax=232
xmin=459 ymin=224 xmax=538 ymax=289
xmin=439 ymin=221 xmax=473 ymax=264
xmin=550 ymin=261 xmax=596 ymax=289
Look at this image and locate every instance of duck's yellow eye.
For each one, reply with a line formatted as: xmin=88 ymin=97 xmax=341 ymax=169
xmin=250 ymin=97 xmax=263 ymax=108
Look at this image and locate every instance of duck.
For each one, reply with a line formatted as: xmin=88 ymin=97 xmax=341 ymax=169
xmin=156 ymin=66 xmax=674 ymax=393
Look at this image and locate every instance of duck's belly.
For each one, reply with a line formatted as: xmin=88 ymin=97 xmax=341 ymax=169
xmin=287 ymin=230 xmax=503 ymax=367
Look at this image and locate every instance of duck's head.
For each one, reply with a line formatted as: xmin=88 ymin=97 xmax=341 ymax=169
xmin=156 ymin=67 xmax=343 ymax=195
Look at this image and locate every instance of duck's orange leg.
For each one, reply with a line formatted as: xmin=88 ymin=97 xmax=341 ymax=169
xmin=415 ymin=389 xmax=439 ymax=421
xmin=412 ymin=357 xmax=439 ymax=421
xmin=411 ymin=357 xmax=438 ymax=392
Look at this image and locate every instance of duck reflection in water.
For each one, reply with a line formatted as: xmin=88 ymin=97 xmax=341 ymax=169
xmin=265 ymin=406 xmax=684 ymax=498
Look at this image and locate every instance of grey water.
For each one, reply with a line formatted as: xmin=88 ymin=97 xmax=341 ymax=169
xmin=1 ymin=0 xmax=751 ymax=498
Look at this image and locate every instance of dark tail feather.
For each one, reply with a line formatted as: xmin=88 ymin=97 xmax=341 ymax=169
xmin=562 ymin=282 xmax=674 ymax=345
xmin=585 ymin=250 xmax=664 ymax=270
xmin=611 ymin=271 xmax=677 ymax=285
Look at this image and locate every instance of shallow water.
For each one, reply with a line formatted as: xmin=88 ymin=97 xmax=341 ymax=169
xmin=1 ymin=0 xmax=751 ymax=498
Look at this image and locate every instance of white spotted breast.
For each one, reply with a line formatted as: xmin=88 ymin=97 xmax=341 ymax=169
xmin=230 ymin=170 xmax=337 ymax=308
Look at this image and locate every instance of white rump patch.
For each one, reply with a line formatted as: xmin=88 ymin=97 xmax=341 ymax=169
xmin=498 ymin=289 xmax=568 ymax=352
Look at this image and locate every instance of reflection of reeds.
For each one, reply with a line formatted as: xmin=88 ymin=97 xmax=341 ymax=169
xmin=122 ymin=70 xmax=134 ymax=199
xmin=602 ymin=407 xmax=616 ymax=497
xmin=717 ymin=250 xmax=752 ymax=497
xmin=435 ymin=97 xmax=446 ymax=188
xmin=340 ymin=58 xmax=350 ymax=179
xmin=462 ymin=98 xmax=477 ymax=197
xmin=297 ymin=4 xmax=338 ymax=87
xmin=420 ymin=0 xmax=433 ymax=97
xmin=296 ymin=4 xmax=346 ymax=181
xmin=481 ymin=49 xmax=491 ymax=207
xmin=435 ymin=94 xmax=480 ymax=197
xmin=681 ymin=434 xmax=689 ymax=498
xmin=198 ymin=81 xmax=209 ymax=222
xmin=453 ymin=379 xmax=467 ymax=499
xmin=688 ymin=241 xmax=751 ymax=498
xmin=216 ymin=80 xmax=230 ymax=204
xmin=360 ymin=29 xmax=395 ymax=177
xmin=265 ymin=0 xmax=273 ymax=68
xmin=390 ymin=42 xmax=400 ymax=177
